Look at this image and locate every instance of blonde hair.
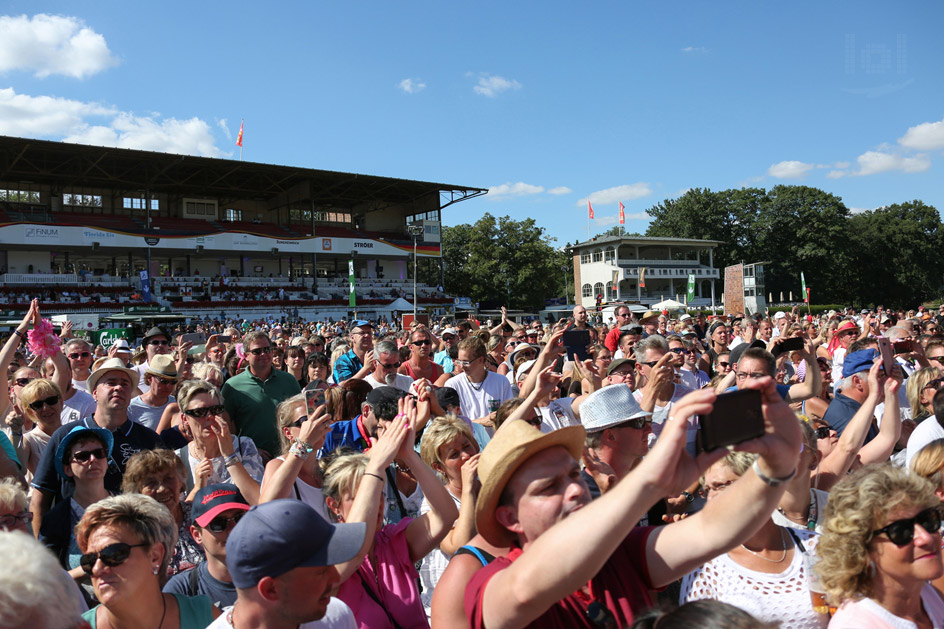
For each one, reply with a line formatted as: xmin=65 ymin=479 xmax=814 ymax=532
xmin=276 ymin=393 xmax=306 ymax=456
xmin=906 ymin=367 xmax=943 ymax=417
xmin=322 ymin=453 xmax=369 ymax=522
xmin=19 ymin=378 xmax=62 ymax=421
xmin=193 ymin=362 xmax=223 ymax=385
xmin=816 ymin=463 xmax=939 ymax=605
xmin=176 ymin=379 xmax=221 ymax=413
xmin=121 ymin=449 xmax=187 ymax=495
xmin=0 ymin=477 xmax=27 ymax=514
xmin=420 ymin=415 xmax=478 ymax=478
xmin=0 ymin=531 xmax=84 ymax=628
xmin=911 ymin=439 xmax=944 ymax=491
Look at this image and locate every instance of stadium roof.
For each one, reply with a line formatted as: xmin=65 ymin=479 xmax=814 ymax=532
xmin=0 ymin=135 xmax=487 ymax=211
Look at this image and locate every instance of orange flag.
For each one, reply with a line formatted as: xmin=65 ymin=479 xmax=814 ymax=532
xmin=588 ymin=200 xmax=594 ymax=219
xmin=619 ymin=201 xmax=625 ymax=225
xmin=236 ymin=120 xmax=244 ymax=147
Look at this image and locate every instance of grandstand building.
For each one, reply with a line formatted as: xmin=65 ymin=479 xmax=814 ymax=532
xmin=0 ymin=135 xmax=485 ymax=321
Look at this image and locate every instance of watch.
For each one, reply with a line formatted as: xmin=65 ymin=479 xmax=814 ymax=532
xmin=681 ymin=491 xmax=695 ymax=503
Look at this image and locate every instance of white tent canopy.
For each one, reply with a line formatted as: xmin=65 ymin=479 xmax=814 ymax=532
xmin=651 ymin=298 xmax=686 ymax=310
xmin=386 ymin=297 xmax=414 ymax=310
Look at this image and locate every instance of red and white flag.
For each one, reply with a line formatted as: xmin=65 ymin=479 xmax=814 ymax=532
xmin=588 ymin=200 xmax=594 ymax=219
xmin=619 ymin=201 xmax=625 ymax=225
xmin=236 ymin=120 xmax=244 ymax=147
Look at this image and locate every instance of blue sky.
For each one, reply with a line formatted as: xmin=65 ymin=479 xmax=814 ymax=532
xmin=1 ymin=1 xmax=942 ymax=247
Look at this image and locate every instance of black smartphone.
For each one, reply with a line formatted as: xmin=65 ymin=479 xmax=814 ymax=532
xmin=771 ymin=336 xmax=804 ymax=357
xmin=893 ymin=340 xmax=917 ymax=355
xmin=696 ymin=388 xmax=764 ymax=453
xmin=561 ymin=329 xmax=592 ymax=361
xmin=216 ymin=335 xmax=232 ymax=343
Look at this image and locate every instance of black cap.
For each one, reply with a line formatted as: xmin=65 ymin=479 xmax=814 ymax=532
xmin=729 ymin=340 xmax=768 ymax=366
xmin=435 ymin=387 xmax=460 ymax=410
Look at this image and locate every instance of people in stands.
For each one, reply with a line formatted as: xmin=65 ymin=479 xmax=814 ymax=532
xmin=333 ymin=320 xmax=376 ymax=384
xmin=163 ymin=483 xmax=250 ymax=610
xmin=75 ymin=493 xmax=219 ymax=627
xmin=221 ymin=331 xmax=301 ymax=460
xmin=30 ymin=358 xmax=164 ymax=533
xmin=127 ymin=354 xmax=179 ymax=431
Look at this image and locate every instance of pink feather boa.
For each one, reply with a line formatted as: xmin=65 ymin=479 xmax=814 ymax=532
xmin=27 ymin=319 xmax=61 ymax=358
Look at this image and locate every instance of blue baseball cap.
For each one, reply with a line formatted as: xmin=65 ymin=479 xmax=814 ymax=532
xmin=842 ymin=348 xmax=880 ymax=379
xmin=55 ymin=425 xmax=114 ymax=478
xmin=226 ymin=499 xmax=365 ymax=589
xmin=350 ymin=319 xmax=372 ymax=329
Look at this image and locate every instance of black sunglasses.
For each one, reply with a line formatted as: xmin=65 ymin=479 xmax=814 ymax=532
xmin=68 ymin=352 xmax=91 ymax=360
xmin=290 ymin=415 xmax=307 ymax=428
xmin=925 ymin=378 xmax=944 ymax=391
xmin=149 ymin=340 xmax=170 ymax=347
xmin=872 ymin=507 xmax=943 ymax=547
xmin=619 ymin=417 xmax=652 ymax=430
xmin=248 ymin=346 xmax=272 ymax=355
xmin=183 ymin=404 xmax=225 ymax=418
xmin=206 ymin=512 xmax=245 ymax=533
xmin=813 ymin=426 xmax=830 ymax=440
xmin=80 ymin=542 xmax=148 ymax=575
xmin=28 ymin=395 xmax=60 ymax=411
xmin=380 ymin=361 xmax=401 ymax=370
xmin=72 ymin=447 xmax=108 ymax=463
xmin=13 ymin=377 xmax=34 ymax=387
xmin=412 ymin=339 xmax=431 ymax=346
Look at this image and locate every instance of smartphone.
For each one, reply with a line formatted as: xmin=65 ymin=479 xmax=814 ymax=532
xmin=180 ymin=332 xmax=207 ymax=346
xmin=893 ymin=340 xmax=917 ymax=354
xmin=305 ymin=387 xmax=326 ymax=418
xmin=876 ymin=337 xmax=895 ymax=377
xmin=696 ymin=388 xmax=764 ymax=453
xmin=562 ymin=329 xmax=592 ymax=362
xmin=216 ymin=335 xmax=232 ymax=343
xmin=771 ymin=336 xmax=804 ymax=357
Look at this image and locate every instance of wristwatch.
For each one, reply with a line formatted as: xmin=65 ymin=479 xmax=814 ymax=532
xmin=681 ymin=491 xmax=695 ymax=503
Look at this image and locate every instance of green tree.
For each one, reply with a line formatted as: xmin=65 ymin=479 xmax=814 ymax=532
xmin=442 ymin=213 xmax=569 ymax=310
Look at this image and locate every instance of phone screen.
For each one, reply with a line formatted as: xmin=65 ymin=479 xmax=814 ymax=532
xmin=305 ymin=387 xmax=326 ymax=418
xmin=696 ymin=389 xmax=764 ymax=453
xmin=771 ymin=336 xmax=804 ymax=357
xmin=561 ymin=329 xmax=592 ymax=361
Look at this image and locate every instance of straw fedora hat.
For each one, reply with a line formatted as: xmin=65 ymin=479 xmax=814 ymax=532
xmin=475 ymin=421 xmax=585 ymax=546
xmin=87 ymin=357 xmax=140 ymax=391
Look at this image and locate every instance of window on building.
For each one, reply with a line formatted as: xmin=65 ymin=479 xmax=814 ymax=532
xmin=289 ymin=208 xmax=312 ymax=222
xmin=406 ymin=210 xmax=441 ymax=224
xmin=580 ymin=252 xmax=591 ymax=264
xmin=582 ymin=283 xmax=593 ymax=298
xmin=63 ymin=193 xmax=102 ymax=208
xmin=122 ymin=198 xmax=159 ymax=210
xmin=606 ymin=282 xmax=617 ymax=299
xmin=225 ymin=208 xmax=242 ymax=221
xmin=312 ymin=211 xmax=352 ymax=224
xmin=593 ymin=282 xmax=604 ymax=297
xmin=592 ymin=251 xmax=603 ymax=263
xmin=0 ymin=189 xmax=40 ymax=203
xmin=604 ymin=247 xmax=615 ymax=262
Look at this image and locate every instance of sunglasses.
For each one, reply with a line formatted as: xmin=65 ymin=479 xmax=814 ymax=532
xmin=669 ymin=348 xmax=690 ymax=355
xmin=930 ymin=356 xmax=944 ymax=364
xmin=72 ymin=447 xmax=108 ymax=463
xmin=68 ymin=352 xmax=91 ymax=360
xmin=925 ymin=378 xmax=944 ymax=392
xmin=28 ymin=395 xmax=60 ymax=411
xmin=380 ymin=361 xmax=401 ymax=370
xmin=183 ymin=404 xmax=225 ymax=418
xmin=412 ymin=339 xmax=431 ymax=346
xmin=290 ymin=415 xmax=308 ymax=428
xmin=619 ymin=417 xmax=652 ymax=430
xmin=80 ymin=542 xmax=149 ymax=575
xmin=249 ymin=346 xmax=272 ymax=355
xmin=813 ymin=426 xmax=831 ymax=440
xmin=153 ymin=377 xmax=176 ymax=386
xmin=13 ymin=377 xmax=34 ymax=387
xmin=149 ymin=340 xmax=171 ymax=347
xmin=206 ymin=512 xmax=245 ymax=533
xmin=872 ymin=507 xmax=943 ymax=547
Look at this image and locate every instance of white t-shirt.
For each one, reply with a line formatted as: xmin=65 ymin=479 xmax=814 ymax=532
xmin=538 ymin=397 xmax=580 ymax=433
xmin=831 ymin=348 xmax=847 ymax=392
xmin=905 ymin=416 xmax=944 ymax=470
xmin=633 ymin=384 xmax=697 ymax=454
xmin=365 ymin=372 xmax=414 ymax=393
xmin=418 ymin=491 xmax=463 ymax=618
xmin=62 ymin=388 xmax=96 ymax=425
xmin=273 ymin=456 xmax=331 ymax=522
xmin=444 ymin=371 xmax=513 ymax=422
xmin=127 ymin=395 xmax=175 ymax=431
xmin=71 ymin=377 xmax=89 ymax=393
xmin=205 ymin=598 xmax=356 ymax=629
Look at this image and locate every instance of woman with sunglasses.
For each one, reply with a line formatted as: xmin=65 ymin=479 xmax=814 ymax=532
xmin=259 ymin=394 xmax=332 ymax=521
xmin=817 ymin=463 xmax=944 ymax=627
xmin=907 ymin=366 xmax=944 ymax=424
xmin=75 ymin=493 xmax=219 ymax=627
xmin=1 ymin=301 xmax=44 ymax=452
xmin=122 ymin=449 xmax=204 ymax=577
xmin=179 ymin=381 xmax=263 ymax=506
xmin=39 ymin=425 xmax=112 ymax=594
xmin=681 ymin=451 xmax=827 ymax=629
xmin=399 ymin=328 xmax=444 ymax=383
xmin=12 ymin=378 xmax=63 ymax=482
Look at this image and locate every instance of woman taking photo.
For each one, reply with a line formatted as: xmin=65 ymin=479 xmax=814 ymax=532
xmin=259 ymin=393 xmax=333 ymax=521
xmin=817 ymin=463 xmax=944 ymax=627
xmin=121 ymin=449 xmax=204 ymax=576
xmin=76 ymin=493 xmax=218 ymax=627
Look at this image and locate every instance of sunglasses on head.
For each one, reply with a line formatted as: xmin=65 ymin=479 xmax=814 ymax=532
xmin=68 ymin=352 xmax=91 ymax=360
xmin=183 ymin=404 xmax=225 ymax=419
xmin=72 ymin=447 xmax=108 ymax=463
xmin=205 ymin=512 xmax=245 ymax=533
xmin=249 ymin=346 xmax=272 ymax=355
xmin=290 ymin=415 xmax=308 ymax=428
xmin=872 ymin=507 xmax=943 ymax=547
xmin=28 ymin=395 xmax=60 ymax=411
xmin=79 ymin=542 xmax=148 ymax=575
xmin=13 ymin=377 xmax=35 ymax=387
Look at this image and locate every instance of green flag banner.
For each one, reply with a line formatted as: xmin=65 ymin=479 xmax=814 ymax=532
xmin=687 ymin=273 xmax=695 ymax=303
xmin=348 ymin=260 xmax=356 ymax=308
xmin=91 ymin=328 xmax=132 ymax=349
xmin=800 ymin=272 xmax=806 ymax=296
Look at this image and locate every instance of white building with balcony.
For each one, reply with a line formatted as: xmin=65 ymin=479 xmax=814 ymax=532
xmin=571 ymin=235 xmax=722 ymax=309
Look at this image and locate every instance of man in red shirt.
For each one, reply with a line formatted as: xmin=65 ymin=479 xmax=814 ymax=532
xmin=465 ymin=378 xmax=801 ymax=628
xmin=603 ymin=305 xmax=632 ymax=352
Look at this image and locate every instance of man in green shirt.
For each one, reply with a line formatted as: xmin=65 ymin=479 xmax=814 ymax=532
xmin=221 ymin=331 xmax=301 ymax=458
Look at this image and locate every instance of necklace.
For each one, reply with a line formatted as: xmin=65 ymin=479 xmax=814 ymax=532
xmin=778 ymin=490 xmax=818 ymax=530
xmin=739 ymin=527 xmax=788 ymax=563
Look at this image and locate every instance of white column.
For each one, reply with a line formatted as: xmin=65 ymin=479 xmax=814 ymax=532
xmin=710 ymin=280 xmax=716 ymax=310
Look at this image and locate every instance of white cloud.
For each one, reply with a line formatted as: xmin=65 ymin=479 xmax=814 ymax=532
xmin=768 ymin=160 xmax=815 ymax=179
xmin=398 ymin=78 xmax=426 ymax=94
xmin=848 ymin=206 xmax=873 ymax=214
xmin=898 ymin=117 xmax=944 ymax=151
xmin=0 ymin=87 xmax=225 ymax=157
xmin=0 ymin=14 xmax=118 ymax=78
xmin=674 ymin=188 xmax=692 ymax=197
xmin=854 ymin=150 xmax=930 ymax=176
xmin=833 ymin=161 xmax=851 ymax=169
xmin=596 ymin=212 xmax=649 ymax=227
xmin=218 ymin=118 xmax=231 ymax=141
xmin=487 ymin=182 xmax=544 ymax=199
xmin=826 ymin=170 xmax=847 ymax=179
xmin=548 ymin=186 xmax=572 ymax=195
xmin=577 ymin=183 xmax=652 ymax=207
xmin=473 ymin=74 xmax=521 ymax=97
xmin=681 ymin=46 xmax=709 ymax=53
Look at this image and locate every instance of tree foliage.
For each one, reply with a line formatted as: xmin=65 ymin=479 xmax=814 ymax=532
xmin=646 ymin=187 xmax=941 ymax=308
xmin=442 ymin=213 xmax=569 ymax=310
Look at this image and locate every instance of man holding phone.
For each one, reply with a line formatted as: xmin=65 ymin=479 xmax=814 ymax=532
xmin=730 ymin=341 xmax=821 ymax=404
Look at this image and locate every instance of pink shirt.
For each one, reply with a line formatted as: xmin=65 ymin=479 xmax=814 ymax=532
xmin=337 ymin=518 xmax=428 ymax=629
xmin=828 ymin=584 xmax=944 ymax=628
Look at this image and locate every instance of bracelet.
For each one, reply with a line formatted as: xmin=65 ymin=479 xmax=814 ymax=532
xmin=289 ymin=439 xmax=314 ymax=460
xmin=13 ymin=329 xmax=25 ymax=338
xmin=223 ymin=452 xmax=242 ymax=468
xmin=363 ymin=471 xmax=385 ymax=482
xmin=752 ymin=460 xmax=797 ymax=486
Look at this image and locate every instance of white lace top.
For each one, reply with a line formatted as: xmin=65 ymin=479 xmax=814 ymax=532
xmin=680 ymin=527 xmax=827 ymax=629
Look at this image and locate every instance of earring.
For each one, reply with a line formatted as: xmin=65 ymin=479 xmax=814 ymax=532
xmin=153 ymin=565 xmax=160 ymax=575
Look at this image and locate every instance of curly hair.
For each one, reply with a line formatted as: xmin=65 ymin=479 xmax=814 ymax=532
xmin=419 ymin=415 xmax=478 ymax=479
xmin=816 ymin=463 xmax=939 ymax=605
xmin=120 ymin=448 xmax=187 ymax=495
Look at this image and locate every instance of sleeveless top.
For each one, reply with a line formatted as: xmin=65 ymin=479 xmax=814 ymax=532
xmin=83 ymin=593 xmax=215 ymax=629
xmin=403 ymin=359 xmax=442 ymax=381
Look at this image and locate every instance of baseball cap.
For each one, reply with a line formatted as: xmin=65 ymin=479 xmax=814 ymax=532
xmin=226 ymin=500 xmax=366 ymax=589
xmin=773 ymin=311 xmax=787 ymax=320
xmin=580 ymin=386 xmax=651 ymax=432
xmin=606 ymin=358 xmax=635 ymax=376
xmin=192 ymin=483 xmax=250 ymax=527
xmin=842 ymin=349 xmax=880 ymax=379
xmin=441 ymin=327 xmax=458 ymax=337
xmin=351 ymin=320 xmax=372 ymax=329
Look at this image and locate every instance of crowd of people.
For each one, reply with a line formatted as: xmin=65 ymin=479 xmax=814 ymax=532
xmin=3 ymin=298 xmax=944 ymax=628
